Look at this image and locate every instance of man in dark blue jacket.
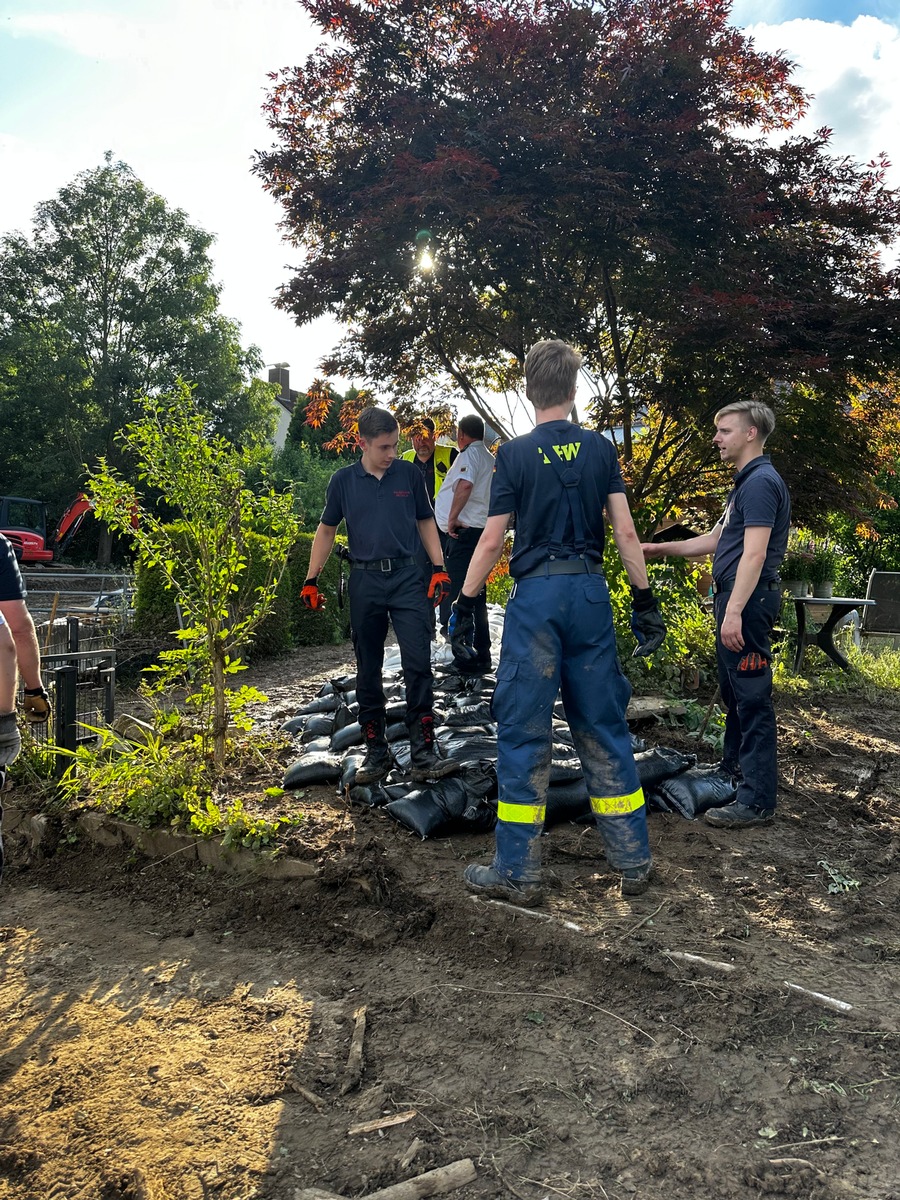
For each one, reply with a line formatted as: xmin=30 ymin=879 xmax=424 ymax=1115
xmin=451 ymin=340 xmax=666 ymax=906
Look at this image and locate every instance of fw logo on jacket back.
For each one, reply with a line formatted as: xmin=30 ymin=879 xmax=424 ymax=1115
xmin=536 ymin=441 xmax=582 ymax=464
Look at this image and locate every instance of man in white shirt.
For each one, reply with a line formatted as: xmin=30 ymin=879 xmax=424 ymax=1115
xmin=435 ymin=414 xmax=496 ymax=673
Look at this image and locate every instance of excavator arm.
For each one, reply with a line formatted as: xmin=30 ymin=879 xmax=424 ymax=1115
xmin=52 ymin=493 xmax=95 ymax=555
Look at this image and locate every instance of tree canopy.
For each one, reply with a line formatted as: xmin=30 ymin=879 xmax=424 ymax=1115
xmin=0 ymin=155 xmax=276 ymax=531
xmin=255 ymin=0 xmax=900 ymax=526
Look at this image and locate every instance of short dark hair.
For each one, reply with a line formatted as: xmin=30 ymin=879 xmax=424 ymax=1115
xmin=458 ymin=414 xmax=485 ymax=440
xmin=358 ymin=407 xmax=398 ymax=440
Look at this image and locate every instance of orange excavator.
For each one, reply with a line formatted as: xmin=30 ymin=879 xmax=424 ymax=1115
xmin=0 ymin=493 xmax=100 ymax=564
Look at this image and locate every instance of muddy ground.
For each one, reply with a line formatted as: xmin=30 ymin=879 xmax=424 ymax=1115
xmin=2 ymin=644 xmax=899 ymax=1200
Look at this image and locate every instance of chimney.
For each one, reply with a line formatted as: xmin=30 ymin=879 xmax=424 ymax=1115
xmin=268 ymin=365 xmax=290 ymax=399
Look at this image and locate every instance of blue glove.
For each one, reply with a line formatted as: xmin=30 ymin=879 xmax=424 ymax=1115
xmin=449 ymin=594 xmax=477 ymax=662
xmin=630 ymin=587 xmax=666 ymax=658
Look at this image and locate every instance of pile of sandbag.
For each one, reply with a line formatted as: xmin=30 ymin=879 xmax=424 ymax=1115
xmin=280 ymin=651 xmax=737 ymax=839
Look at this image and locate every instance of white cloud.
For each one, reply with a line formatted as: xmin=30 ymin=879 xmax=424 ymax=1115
xmin=743 ymin=16 xmax=900 ymax=178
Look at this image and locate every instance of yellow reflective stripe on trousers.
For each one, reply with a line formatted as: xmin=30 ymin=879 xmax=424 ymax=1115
xmin=497 ymin=801 xmax=546 ymax=824
xmin=590 ymin=788 xmax=645 ymax=816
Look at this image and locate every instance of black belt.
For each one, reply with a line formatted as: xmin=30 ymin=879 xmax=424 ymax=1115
xmin=712 ymin=578 xmax=781 ymax=595
xmin=517 ymin=558 xmax=604 ymax=581
xmin=351 ymin=556 xmax=418 ymax=572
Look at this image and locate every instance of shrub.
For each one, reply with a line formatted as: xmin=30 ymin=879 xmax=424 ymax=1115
xmin=134 ymin=524 xmax=294 ymax=657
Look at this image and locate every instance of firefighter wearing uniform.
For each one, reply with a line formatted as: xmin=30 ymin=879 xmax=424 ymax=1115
xmin=301 ymin=409 xmax=457 ymax=785
xmin=450 ymin=340 xmax=666 ymax=906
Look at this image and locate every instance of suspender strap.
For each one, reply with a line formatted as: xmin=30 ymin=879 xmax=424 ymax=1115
xmin=530 ymin=429 xmax=589 ymax=556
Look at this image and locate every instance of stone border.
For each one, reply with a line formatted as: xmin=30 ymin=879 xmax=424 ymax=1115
xmin=1 ymin=803 xmax=317 ymax=881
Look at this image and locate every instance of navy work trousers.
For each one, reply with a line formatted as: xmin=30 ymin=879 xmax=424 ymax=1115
xmin=714 ymin=587 xmax=782 ymax=813
xmin=445 ymin=525 xmax=491 ymax=666
xmin=349 ymin=564 xmax=434 ymax=728
xmin=490 ymin=570 xmax=650 ymax=882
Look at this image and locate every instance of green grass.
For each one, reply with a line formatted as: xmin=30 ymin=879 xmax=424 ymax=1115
xmin=774 ymin=641 xmax=900 ymax=704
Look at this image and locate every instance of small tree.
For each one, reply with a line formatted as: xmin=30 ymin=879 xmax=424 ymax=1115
xmin=89 ymin=383 xmax=300 ymax=768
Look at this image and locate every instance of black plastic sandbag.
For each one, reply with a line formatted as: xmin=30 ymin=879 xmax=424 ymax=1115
xmin=339 ymin=753 xmax=365 ymax=790
xmin=330 ymin=674 xmax=357 ymax=693
xmin=284 ymin=753 xmax=343 ymax=788
xmin=385 ymin=763 xmax=496 ymax=838
xmin=300 ymin=736 xmax=332 ymax=756
xmin=444 ymin=701 xmax=494 ymax=727
xmin=440 ymin=730 xmax=498 ymax=764
xmin=634 ymin=746 xmax=697 ymax=791
xmin=332 ymin=703 xmax=356 ymax=733
xmin=281 ymin=715 xmax=309 ymax=735
xmin=296 ymin=694 xmax=342 ymax=716
xmin=656 ymin=767 xmax=737 ymax=819
xmin=348 ymin=782 xmax=391 ymax=807
xmin=301 ymin=714 xmax=335 ymax=741
xmin=544 ymin=778 xmax=591 ymax=829
xmin=391 ymin=741 xmax=411 ymax=772
xmin=332 ymin=722 xmax=363 ymax=752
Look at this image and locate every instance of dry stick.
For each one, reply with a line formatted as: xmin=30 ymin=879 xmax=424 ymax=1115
xmin=340 ymin=1004 xmax=367 ymax=1096
xmin=446 ymin=984 xmax=656 ymax=1044
xmin=364 ymin=1159 xmax=477 ymax=1200
xmin=697 ymin=685 xmax=721 ymax=741
xmin=348 ymin=1111 xmax=417 ymax=1136
xmin=768 ymin=1158 xmax=818 ymax=1170
xmin=43 ymin=593 xmax=60 ymax=653
xmin=397 ymin=1138 xmax=424 ymax=1171
xmin=469 ymin=894 xmax=583 ymax=931
xmin=618 ymin=900 xmax=666 ymax=938
xmin=288 ymin=1081 xmax=327 ymax=1111
xmin=666 ymin=950 xmax=738 ymax=975
xmin=783 ymin=982 xmax=853 ymax=1014
xmin=770 ymin=1135 xmax=843 ymax=1151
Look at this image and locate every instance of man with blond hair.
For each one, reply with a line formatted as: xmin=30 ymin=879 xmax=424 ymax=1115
xmin=451 ymin=339 xmax=666 ymax=905
xmin=642 ymin=399 xmax=790 ymax=827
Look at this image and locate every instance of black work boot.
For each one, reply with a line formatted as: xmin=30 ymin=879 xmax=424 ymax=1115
xmin=409 ymin=714 xmax=459 ymax=782
xmin=355 ymin=716 xmax=392 ymax=785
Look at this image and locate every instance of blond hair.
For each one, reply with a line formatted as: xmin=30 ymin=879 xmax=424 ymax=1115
xmin=715 ymin=400 xmax=776 ymax=443
xmin=524 ymin=340 xmax=582 ymax=410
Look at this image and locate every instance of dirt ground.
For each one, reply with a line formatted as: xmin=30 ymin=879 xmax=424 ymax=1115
xmin=2 ymin=644 xmax=900 ymax=1200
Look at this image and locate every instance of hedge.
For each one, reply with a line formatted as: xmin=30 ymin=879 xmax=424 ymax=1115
xmin=133 ymin=524 xmax=295 ymax=657
xmin=288 ymin=532 xmax=352 ymax=646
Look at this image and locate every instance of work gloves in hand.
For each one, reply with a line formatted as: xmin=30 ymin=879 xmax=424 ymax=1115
xmin=428 ymin=568 xmax=451 ymax=608
xmin=630 ymin=587 xmax=666 ymax=657
xmin=449 ymin=593 xmax=477 ymax=662
xmin=23 ymin=686 xmax=52 ymax=725
xmin=301 ymin=576 xmax=326 ymax=611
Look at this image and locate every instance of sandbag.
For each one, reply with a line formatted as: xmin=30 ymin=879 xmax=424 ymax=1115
xmin=301 ymin=736 xmax=332 ymax=756
xmin=655 ymin=767 xmax=737 ymax=820
xmin=331 ymin=722 xmax=363 ymax=752
xmin=332 ymin=703 xmax=356 ymax=733
xmin=386 ymin=721 xmax=408 ymax=743
xmin=391 ymin=741 xmax=412 ymax=772
xmin=284 ymin=753 xmax=342 ymax=788
xmin=295 ymin=694 xmax=342 ymax=716
xmin=544 ymin=779 xmax=591 ymax=829
xmin=280 ymin=715 xmax=309 ymax=735
xmin=385 ymin=764 xmax=496 ymax=839
xmin=634 ymin=746 xmax=696 ymax=791
xmin=330 ymin=674 xmax=357 ymax=693
xmin=348 ymin=783 xmax=391 ymax=807
xmin=339 ymin=753 xmax=365 ymax=791
xmin=300 ymin=714 xmax=335 ymax=740
xmin=549 ymin=757 xmax=583 ymax=784
xmin=440 ymin=732 xmax=498 ymax=764
xmin=385 ymin=701 xmax=408 ymax=724
xmin=444 ymin=701 xmax=494 ymax=727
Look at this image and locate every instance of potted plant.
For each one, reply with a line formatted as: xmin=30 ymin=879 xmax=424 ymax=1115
xmin=809 ymin=545 xmax=839 ymax=598
xmin=780 ymin=549 xmax=813 ymax=597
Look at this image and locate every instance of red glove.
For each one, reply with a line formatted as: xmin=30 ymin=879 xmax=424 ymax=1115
xmin=301 ymin=577 xmax=326 ymax=611
xmin=428 ymin=568 xmax=451 ymax=608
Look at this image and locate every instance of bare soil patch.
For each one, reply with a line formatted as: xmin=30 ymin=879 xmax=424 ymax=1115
xmin=2 ymin=644 xmax=899 ymax=1200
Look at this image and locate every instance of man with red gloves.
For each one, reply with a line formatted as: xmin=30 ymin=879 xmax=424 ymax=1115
xmin=301 ymin=407 xmax=458 ymax=785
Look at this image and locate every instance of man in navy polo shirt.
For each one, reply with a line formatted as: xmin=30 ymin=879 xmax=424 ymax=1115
xmin=302 ymin=407 xmax=457 ymax=785
xmin=643 ymin=400 xmax=790 ymax=827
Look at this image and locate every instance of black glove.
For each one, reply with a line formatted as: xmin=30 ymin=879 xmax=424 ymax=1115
xmin=630 ymin=587 xmax=666 ymax=658
xmin=449 ymin=593 xmax=477 ymax=662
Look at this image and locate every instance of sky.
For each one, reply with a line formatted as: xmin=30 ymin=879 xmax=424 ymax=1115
xmin=1 ymin=0 xmax=899 ymax=403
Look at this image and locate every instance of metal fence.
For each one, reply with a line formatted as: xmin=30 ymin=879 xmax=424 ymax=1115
xmin=21 ymin=615 xmax=117 ymax=775
xmin=23 ymin=570 xmax=134 ymax=650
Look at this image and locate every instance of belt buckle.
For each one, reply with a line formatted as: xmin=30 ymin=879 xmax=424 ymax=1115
xmin=380 ymin=558 xmax=392 ymax=572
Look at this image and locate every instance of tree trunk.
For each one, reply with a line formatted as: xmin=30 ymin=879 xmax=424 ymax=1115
xmin=96 ymin=525 xmax=113 ymax=565
xmin=212 ymin=646 xmax=227 ymax=770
